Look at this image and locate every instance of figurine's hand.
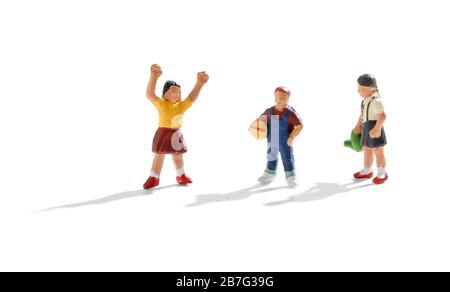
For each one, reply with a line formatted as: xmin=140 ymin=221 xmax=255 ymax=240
xmin=287 ymin=136 xmax=295 ymax=147
xmin=369 ymin=128 xmax=381 ymax=139
xmin=197 ymin=71 xmax=209 ymax=85
xmin=151 ymin=64 xmax=163 ymax=78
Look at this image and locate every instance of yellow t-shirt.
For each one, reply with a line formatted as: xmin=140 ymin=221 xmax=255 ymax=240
xmin=361 ymin=93 xmax=385 ymax=122
xmin=152 ymin=98 xmax=193 ymax=129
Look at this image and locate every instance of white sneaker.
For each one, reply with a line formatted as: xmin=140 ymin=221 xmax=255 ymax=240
xmin=258 ymin=172 xmax=276 ymax=184
xmin=286 ymin=176 xmax=299 ymax=188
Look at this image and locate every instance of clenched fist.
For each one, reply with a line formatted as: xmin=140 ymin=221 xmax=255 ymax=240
xmin=151 ymin=64 xmax=163 ymax=79
xmin=197 ymin=71 xmax=209 ymax=85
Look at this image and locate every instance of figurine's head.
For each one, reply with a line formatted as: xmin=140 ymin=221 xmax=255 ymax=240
xmin=274 ymin=87 xmax=291 ymax=107
xmin=162 ymin=80 xmax=181 ymax=103
xmin=357 ymin=74 xmax=378 ymax=98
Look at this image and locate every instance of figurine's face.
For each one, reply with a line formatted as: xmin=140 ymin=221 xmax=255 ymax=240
xmin=358 ymin=85 xmax=377 ymax=98
xmin=164 ymin=86 xmax=181 ymax=103
xmin=275 ymin=91 xmax=290 ymax=107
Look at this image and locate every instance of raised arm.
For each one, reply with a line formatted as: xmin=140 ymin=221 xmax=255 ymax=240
xmin=146 ymin=64 xmax=163 ymax=103
xmin=187 ymin=71 xmax=209 ymax=103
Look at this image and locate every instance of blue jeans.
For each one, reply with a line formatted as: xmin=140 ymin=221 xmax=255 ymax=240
xmin=266 ymin=139 xmax=295 ymax=177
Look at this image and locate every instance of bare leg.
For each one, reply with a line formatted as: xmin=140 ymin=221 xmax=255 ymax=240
xmin=363 ymin=147 xmax=374 ymax=169
xmin=151 ymin=154 xmax=166 ymax=175
xmin=173 ymin=153 xmax=192 ymax=184
xmin=172 ymin=154 xmax=184 ymax=170
xmin=144 ymin=154 xmax=166 ymax=188
xmin=373 ymin=147 xmax=386 ymax=168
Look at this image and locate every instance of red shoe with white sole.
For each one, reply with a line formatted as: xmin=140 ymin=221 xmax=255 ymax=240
xmin=143 ymin=176 xmax=160 ymax=189
xmin=373 ymin=175 xmax=388 ymax=185
xmin=354 ymin=171 xmax=374 ymax=179
xmin=176 ymin=174 xmax=193 ymax=185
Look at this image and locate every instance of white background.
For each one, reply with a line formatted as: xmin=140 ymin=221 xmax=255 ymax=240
xmin=1 ymin=0 xmax=449 ymax=271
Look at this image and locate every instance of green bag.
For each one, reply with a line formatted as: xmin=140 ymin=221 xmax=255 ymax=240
xmin=344 ymin=130 xmax=362 ymax=152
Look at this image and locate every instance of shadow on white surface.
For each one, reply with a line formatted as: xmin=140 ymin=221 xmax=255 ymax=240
xmin=187 ymin=183 xmax=291 ymax=207
xmin=37 ymin=184 xmax=180 ymax=212
xmin=37 ymin=180 xmax=380 ymax=212
xmin=266 ymin=180 xmax=376 ymax=206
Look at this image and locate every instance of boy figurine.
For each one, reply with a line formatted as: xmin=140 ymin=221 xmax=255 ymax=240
xmin=250 ymin=87 xmax=304 ymax=188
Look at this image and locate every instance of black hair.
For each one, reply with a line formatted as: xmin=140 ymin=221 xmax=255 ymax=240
xmin=357 ymin=74 xmax=378 ymax=88
xmin=163 ymin=80 xmax=181 ymax=96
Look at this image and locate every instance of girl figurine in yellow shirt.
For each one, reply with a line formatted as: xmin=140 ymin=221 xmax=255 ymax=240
xmin=144 ymin=64 xmax=209 ymax=189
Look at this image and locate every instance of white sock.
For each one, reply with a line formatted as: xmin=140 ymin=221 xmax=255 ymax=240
xmin=361 ymin=167 xmax=372 ymax=175
xmin=377 ymin=167 xmax=387 ymax=178
xmin=176 ymin=168 xmax=185 ymax=177
xmin=150 ymin=171 xmax=160 ymax=179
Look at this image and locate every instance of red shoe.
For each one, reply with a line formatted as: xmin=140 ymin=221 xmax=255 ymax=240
xmin=143 ymin=176 xmax=160 ymax=189
xmin=176 ymin=174 xmax=193 ymax=185
xmin=354 ymin=171 xmax=374 ymax=179
xmin=373 ymin=175 xmax=388 ymax=185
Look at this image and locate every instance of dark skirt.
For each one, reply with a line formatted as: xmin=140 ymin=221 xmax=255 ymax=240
xmin=152 ymin=128 xmax=188 ymax=154
xmin=361 ymin=121 xmax=387 ymax=148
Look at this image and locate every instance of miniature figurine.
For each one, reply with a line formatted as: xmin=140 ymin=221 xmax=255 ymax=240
xmin=352 ymin=74 xmax=388 ymax=184
xmin=250 ymin=87 xmax=303 ymax=188
xmin=144 ymin=64 xmax=209 ymax=189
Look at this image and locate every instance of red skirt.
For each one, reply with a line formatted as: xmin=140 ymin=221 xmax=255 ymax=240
xmin=152 ymin=128 xmax=188 ymax=154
